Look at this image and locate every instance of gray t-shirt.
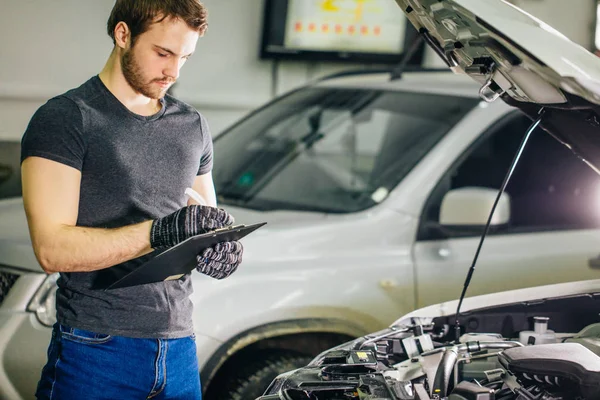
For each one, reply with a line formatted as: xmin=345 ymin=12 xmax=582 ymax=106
xmin=21 ymin=76 xmax=213 ymax=338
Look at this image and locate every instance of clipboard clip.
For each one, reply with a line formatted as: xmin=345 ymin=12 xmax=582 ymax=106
xmin=213 ymin=224 xmax=246 ymax=234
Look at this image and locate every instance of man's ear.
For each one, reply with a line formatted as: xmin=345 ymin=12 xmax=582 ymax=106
xmin=113 ymin=21 xmax=131 ymax=49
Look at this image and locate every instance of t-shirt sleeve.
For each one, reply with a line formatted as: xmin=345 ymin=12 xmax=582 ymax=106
xmin=21 ymin=96 xmax=86 ymax=171
xmin=197 ymin=113 xmax=214 ymax=175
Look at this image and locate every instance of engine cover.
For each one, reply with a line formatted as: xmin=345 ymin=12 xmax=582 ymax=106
xmin=498 ymin=343 xmax=600 ymax=398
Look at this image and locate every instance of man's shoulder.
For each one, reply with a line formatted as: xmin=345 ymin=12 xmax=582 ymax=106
xmin=59 ymin=76 xmax=102 ymax=105
xmin=163 ymin=93 xmax=204 ymax=120
xmin=41 ymin=76 xmax=100 ymax=114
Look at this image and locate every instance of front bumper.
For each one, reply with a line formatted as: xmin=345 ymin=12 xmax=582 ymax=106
xmin=0 ymin=269 xmax=52 ymax=400
xmin=0 ymin=310 xmax=52 ymax=400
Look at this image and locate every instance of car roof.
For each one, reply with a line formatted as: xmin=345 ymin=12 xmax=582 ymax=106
xmin=313 ymin=71 xmax=481 ymax=98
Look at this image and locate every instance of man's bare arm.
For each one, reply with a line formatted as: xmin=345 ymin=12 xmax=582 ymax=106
xmin=22 ymin=157 xmax=154 ymax=274
xmin=188 ymin=172 xmax=217 ymax=207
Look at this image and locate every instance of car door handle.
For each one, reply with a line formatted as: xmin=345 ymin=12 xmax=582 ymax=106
xmin=588 ymin=256 xmax=600 ymax=269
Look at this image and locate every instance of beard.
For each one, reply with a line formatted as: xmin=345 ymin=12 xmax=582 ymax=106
xmin=121 ymin=47 xmax=173 ymax=100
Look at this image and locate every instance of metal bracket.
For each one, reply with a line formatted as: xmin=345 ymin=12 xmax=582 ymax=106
xmin=501 ymin=370 xmax=522 ymax=392
xmin=484 ymin=368 xmax=505 ymax=382
xmin=478 ymin=64 xmax=505 ymax=103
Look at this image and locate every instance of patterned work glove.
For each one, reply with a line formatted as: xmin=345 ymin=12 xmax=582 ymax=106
xmin=150 ymin=205 xmax=234 ymax=249
xmin=196 ymin=241 xmax=244 ymax=280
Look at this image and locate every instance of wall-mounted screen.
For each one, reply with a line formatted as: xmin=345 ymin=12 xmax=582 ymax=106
xmin=260 ymin=0 xmax=420 ymax=64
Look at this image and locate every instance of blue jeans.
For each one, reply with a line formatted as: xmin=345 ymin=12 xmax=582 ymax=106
xmin=36 ymin=323 xmax=202 ymax=399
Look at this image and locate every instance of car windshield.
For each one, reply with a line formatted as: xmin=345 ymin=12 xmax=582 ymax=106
xmin=213 ymin=87 xmax=479 ymax=213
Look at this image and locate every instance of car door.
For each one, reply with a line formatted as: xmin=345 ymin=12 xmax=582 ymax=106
xmin=413 ymin=112 xmax=600 ymax=308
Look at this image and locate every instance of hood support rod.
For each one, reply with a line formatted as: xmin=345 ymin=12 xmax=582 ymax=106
xmin=454 ymin=107 xmax=546 ymax=343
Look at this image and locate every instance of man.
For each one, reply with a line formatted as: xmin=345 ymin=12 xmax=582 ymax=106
xmin=20 ymin=1 xmax=242 ymax=398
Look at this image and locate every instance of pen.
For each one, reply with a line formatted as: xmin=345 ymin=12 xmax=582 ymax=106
xmin=185 ymin=187 xmax=207 ymax=206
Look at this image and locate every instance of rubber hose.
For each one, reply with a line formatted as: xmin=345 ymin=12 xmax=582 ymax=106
xmin=432 ymin=348 xmax=458 ymax=397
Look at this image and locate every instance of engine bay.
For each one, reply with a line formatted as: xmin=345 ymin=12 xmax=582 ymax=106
xmin=258 ymin=294 xmax=600 ymax=400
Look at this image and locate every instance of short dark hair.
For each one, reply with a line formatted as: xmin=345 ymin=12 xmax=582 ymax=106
xmin=107 ymin=0 xmax=208 ymax=45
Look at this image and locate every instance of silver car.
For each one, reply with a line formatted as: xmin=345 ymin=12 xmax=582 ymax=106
xmin=2 ymin=58 xmax=600 ymax=400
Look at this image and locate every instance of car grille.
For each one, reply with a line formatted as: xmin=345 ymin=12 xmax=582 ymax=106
xmin=0 ymin=270 xmax=19 ymax=306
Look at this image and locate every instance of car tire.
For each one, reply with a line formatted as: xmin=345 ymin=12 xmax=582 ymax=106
xmin=223 ymin=351 xmax=313 ymax=400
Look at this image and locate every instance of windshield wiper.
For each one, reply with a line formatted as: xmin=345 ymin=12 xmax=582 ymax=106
xmin=454 ymin=108 xmax=546 ymax=343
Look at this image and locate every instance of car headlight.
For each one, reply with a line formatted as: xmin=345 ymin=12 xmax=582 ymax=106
xmin=27 ymin=273 xmax=58 ymax=327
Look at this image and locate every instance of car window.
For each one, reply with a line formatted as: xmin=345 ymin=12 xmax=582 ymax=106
xmin=420 ymin=113 xmax=600 ymax=238
xmin=213 ymin=87 xmax=479 ymax=213
xmin=0 ymin=141 xmax=22 ymax=200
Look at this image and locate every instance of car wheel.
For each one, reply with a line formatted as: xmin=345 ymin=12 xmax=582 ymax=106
xmin=223 ymin=351 xmax=313 ymax=400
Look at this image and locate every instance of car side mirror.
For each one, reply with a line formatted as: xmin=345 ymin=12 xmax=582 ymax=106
xmin=0 ymin=165 xmax=12 ymax=186
xmin=438 ymin=187 xmax=511 ymax=236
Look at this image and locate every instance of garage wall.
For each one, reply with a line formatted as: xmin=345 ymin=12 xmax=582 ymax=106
xmin=0 ymin=0 xmax=597 ymax=141
xmin=0 ymin=1 xmax=115 ymax=141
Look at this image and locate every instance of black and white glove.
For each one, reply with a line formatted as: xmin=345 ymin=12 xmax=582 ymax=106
xmin=196 ymin=241 xmax=243 ymax=280
xmin=150 ymin=205 xmax=234 ymax=249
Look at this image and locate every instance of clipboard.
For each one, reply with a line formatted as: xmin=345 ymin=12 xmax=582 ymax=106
xmin=105 ymin=222 xmax=267 ymax=290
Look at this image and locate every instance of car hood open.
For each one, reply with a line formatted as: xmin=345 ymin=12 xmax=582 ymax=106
xmin=393 ymin=278 xmax=600 ymax=325
xmin=396 ymin=0 xmax=600 ymax=174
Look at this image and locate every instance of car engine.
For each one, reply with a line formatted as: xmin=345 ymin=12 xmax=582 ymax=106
xmin=257 ymin=295 xmax=600 ymax=400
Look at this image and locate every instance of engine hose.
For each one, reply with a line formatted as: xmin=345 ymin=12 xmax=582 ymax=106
xmin=431 ymin=341 xmax=523 ymax=397
xmin=432 ymin=348 xmax=458 ymax=398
